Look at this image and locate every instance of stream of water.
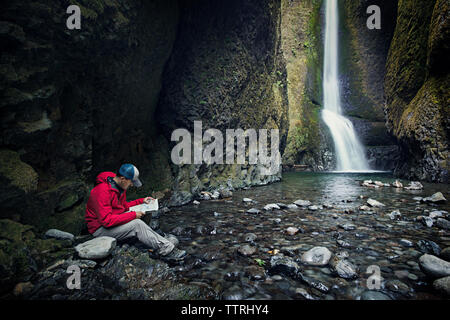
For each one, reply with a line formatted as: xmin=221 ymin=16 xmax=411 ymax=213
xmin=322 ymin=0 xmax=370 ymax=172
xmin=160 ymin=172 xmax=449 ymax=300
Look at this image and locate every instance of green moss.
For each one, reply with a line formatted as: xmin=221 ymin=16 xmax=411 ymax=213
xmin=0 ymin=149 xmax=38 ymax=193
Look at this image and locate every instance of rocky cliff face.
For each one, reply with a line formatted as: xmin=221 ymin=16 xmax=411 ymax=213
xmin=384 ymin=0 xmax=449 ymax=182
xmin=339 ymin=0 xmax=400 ymax=170
xmin=156 ymin=0 xmax=289 ymax=206
xmin=0 ymin=0 xmax=179 ymax=234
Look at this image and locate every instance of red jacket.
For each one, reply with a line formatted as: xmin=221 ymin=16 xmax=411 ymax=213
xmin=85 ymin=171 xmax=144 ymax=234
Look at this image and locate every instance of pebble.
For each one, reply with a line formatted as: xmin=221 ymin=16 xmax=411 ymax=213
xmin=399 ymin=239 xmax=414 ymax=247
xmin=286 ymin=227 xmax=299 ymax=235
xmin=436 ymin=218 xmax=450 ymax=230
xmin=264 ymin=203 xmax=280 ymax=211
xmin=246 ymin=208 xmax=261 ymax=214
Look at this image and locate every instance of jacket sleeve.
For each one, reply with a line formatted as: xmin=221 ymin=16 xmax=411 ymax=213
xmin=125 ymin=197 xmax=145 ymax=211
xmin=93 ymin=190 xmax=136 ymax=228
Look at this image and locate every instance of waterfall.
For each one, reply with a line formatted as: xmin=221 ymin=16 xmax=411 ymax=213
xmin=322 ymin=0 xmax=370 ymax=172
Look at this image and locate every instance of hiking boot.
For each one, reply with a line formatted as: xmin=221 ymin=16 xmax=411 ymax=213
xmin=162 ymin=248 xmax=187 ymax=261
xmin=164 ymin=233 xmax=179 ymax=247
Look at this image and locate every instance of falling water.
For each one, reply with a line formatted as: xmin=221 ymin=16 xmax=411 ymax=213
xmin=322 ymin=0 xmax=370 ymax=172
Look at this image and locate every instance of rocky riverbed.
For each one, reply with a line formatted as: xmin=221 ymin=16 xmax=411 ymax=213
xmin=5 ymin=172 xmax=450 ymax=300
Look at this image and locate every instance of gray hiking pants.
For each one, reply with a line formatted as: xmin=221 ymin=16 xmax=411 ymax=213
xmin=93 ymin=219 xmax=174 ymax=255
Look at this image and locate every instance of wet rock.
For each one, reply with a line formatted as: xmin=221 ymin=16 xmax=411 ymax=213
xmin=199 ymin=192 xmax=212 ymax=200
xmin=359 ymin=205 xmax=371 ymax=211
xmin=386 ymin=280 xmax=409 ymax=295
xmin=287 ymin=204 xmax=298 ymax=209
xmin=286 ymin=227 xmax=299 ymax=235
xmin=224 ymin=271 xmax=240 ymax=282
xmin=222 ymin=287 xmax=245 ymax=300
xmin=63 ymin=258 xmax=97 ymax=269
xmin=360 ymin=291 xmax=392 ymax=300
xmin=429 ymin=210 xmax=446 ymax=219
xmin=244 ymin=233 xmax=257 ymax=242
xmin=246 ymin=208 xmax=261 ymax=215
xmin=219 ymin=189 xmax=233 ymax=198
xmin=193 ymin=200 xmax=200 ymax=205
xmin=421 ymin=216 xmax=434 ymax=227
xmin=300 ymin=247 xmax=332 ymax=266
xmin=404 ymin=182 xmax=424 ymax=190
xmin=237 ymin=245 xmax=256 ymax=256
xmin=422 ymin=192 xmax=446 ymax=203
xmin=433 ymin=276 xmax=450 ymax=296
xmin=308 ymin=205 xmax=319 ymax=211
xmin=392 ymin=180 xmax=403 ymax=188
xmin=294 ymin=200 xmax=311 ymax=207
xmin=338 ymin=223 xmax=356 ymax=231
xmin=330 ymin=257 xmax=358 ymax=279
xmin=419 ymin=254 xmax=450 ymax=278
xmin=294 ymin=288 xmax=315 ymax=300
xmin=413 ymin=197 xmax=423 ymax=201
xmin=276 ymin=203 xmax=289 ymax=209
xmin=367 ymin=198 xmax=385 ymax=208
xmin=440 ymin=248 xmax=450 ymax=261
xmin=269 ymin=255 xmax=301 ymax=277
xmin=399 ymin=239 xmax=414 ymax=247
xmin=75 ymin=236 xmax=116 ymax=260
xmin=44 ymin=229 xmax=75 ymax=242
xmin=264 ymin=203 xmax=280 ymax=211
xmin=436 ymin=218 xmax=450 ymax=230
xmin=244 ymin=265 xmax=265 ymax=281
xmin=242 ymin=198 xmax=253 ymax=203
xmin=388 ymin=210 xmax=402 ymax=220
xmin=337 ymin=240 xmax=352 ymax=248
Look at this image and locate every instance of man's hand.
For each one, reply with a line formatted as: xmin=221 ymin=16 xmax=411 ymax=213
xmin=135 ymin=211 xmax=145 ymax=219
xmin=144 ymin=197 xmax=155 ymax=204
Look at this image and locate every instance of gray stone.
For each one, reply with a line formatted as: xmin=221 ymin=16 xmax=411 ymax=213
xmin=244 ymin=233 xmax=257 ymax=242
xmin=429 ymin=211 xmax=445 ymax=219
xmin=246 ymin=208 xmax=261 ymax=215
xmin=440 ymin=247 xmax=450 ymax=261
xmin=269 ymin=255 xmax=301 ymax=277
xmin=419 ymin=254 xmax=450 ymax=278
xmin=330 ymin=257 xmax=358 ymax=279
xmin=286 ymin=227 xmax=299 ymax=235
xmin=237 ymin=245 xmax=256 ymax=256
xmin=399 ymin=239 xmax=414 ymax=247
xmin=264 ymin=203 xmax=280 ymax=211
xmin=44 ymin=229 xmax=75 ymax=242
xmin=338 ymin=223 xmax=356 ymax=231
xmin=360 ymin=291 xmax=392 ymax=300
xmin=308 ymin=205 xmax=319 ymax=211
xmin=392 ymin=180 xmax=403 ymax=188
xmin=386 ymin=280 xmax=409 ymax=294
xmin=422 ymin=192 xmax=446 ymax=203
xmin=243 ymin=198 xmax=253 ymax=202
xmin=294 ymin=199 xmax=311 ymax=207
xmin=436 ymin=218 xmax=450 ymax=230
xmin=404 ymin=181 xmax=423 ymax=190
xmin=75 ymin=236 xmax=116 ymax=260
xmin=300 ymin=247 xmax=332 ymax=266
xmin=367 ymin=198 xmax=385 ymax=208
xmin=433 ymin=276 xmax=450 ymax=296
xmin=388 ymin=210 xmax=401 ymax=220
xmin=287 ymin=204 xmax=298 ymax=209
xmin=417 ymin=240 xmax=441 ymax=256
xmin=422 ymin=216 xmax=434 ymax=227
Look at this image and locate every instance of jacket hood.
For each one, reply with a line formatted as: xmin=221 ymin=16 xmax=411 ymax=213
xmin=95 ymin=171 xmax=116 ymax=185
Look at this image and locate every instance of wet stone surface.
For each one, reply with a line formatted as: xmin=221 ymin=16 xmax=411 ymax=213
xmin=159 ymin=172 xmax=450 ymax=300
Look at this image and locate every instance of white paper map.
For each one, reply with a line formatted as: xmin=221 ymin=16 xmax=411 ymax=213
xmin=130 ymin=199 xmax=158 ymax=212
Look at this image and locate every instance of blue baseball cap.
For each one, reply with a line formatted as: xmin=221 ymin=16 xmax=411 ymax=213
xmin=118 ymin=164 xmax=142 ymax=187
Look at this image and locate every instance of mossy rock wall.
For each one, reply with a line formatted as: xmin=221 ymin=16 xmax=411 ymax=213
xmin=384 ymin=0 xmax=449 ymax=182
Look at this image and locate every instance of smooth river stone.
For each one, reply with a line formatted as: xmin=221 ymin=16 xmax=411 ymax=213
xmin=300 ymin=247 xmax=332 ymax=266
xmin=75 ymin=236 xmax=116 ymax=259
xmin=419 ymin=254 xmax=450 ymax=278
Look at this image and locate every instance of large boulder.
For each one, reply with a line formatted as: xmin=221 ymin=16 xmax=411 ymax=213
xmin=419 ymin=254 xmax=450 ymax=278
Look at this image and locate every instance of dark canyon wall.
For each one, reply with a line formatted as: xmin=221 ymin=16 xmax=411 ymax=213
xmin=384 ymin=0 xmax=449 ymax=182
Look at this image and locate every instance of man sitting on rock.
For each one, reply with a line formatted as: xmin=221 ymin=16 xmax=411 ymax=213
xmin=85 ymin=163 xmax=186 ymax=261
